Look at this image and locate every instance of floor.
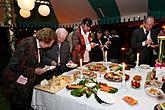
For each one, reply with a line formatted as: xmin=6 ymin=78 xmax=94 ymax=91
xmin=0 ymin=57 xmax=10 ymax=110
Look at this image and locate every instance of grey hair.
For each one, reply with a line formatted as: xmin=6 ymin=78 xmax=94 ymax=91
xmin=143 ymin=16 xmax=155 ymax=23
xmin=55 ymin=28 xmax=68 ymax=37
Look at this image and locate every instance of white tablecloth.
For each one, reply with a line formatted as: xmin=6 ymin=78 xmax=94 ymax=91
xmin=31 ymin=67 xmax=165 ymax=110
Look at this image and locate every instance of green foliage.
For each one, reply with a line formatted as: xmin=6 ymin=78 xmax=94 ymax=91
xmin=2 ymin=0 xmax=17 ymax=54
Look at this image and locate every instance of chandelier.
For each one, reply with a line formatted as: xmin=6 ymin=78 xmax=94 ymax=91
xmin=17 ymin=0 xmax=50 ymax=18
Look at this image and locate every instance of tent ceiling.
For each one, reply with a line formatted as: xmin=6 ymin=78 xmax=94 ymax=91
xmin=51 ymin=0 xmax=98 ymax=26
xmin=115 ymin=0 xmax=148 ymax=16
xmin=1 ymin=0 xmax=165 ymax=27
xmin=51 ymin=0 xmax=149 ymax=26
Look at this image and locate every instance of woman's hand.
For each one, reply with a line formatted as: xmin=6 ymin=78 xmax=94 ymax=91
xmin=34 ymin=68 xmax=46 ymax=75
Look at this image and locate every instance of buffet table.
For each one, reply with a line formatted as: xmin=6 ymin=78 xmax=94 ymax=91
xmin=31 ymin=63 xmax=165 ymax=110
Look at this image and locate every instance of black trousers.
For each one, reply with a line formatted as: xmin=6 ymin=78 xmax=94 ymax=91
xmin=9 ymin=99 xmax=32 ymax=110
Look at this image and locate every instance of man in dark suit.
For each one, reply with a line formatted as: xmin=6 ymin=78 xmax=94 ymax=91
xmin=44 ymin=28 xmax=71 ymax=76
xmin=131 ymin=16 xmax=159 ymax=66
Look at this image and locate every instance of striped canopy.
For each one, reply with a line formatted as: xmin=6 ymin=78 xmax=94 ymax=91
xmin=0 ymin=0 xmax=165 ymax=28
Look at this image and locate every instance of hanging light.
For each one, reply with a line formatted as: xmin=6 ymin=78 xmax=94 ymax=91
xmin=19 ymin=9 xmax=31 ymax=18
xmin=17 ymin=0 xmax=35 ymax=11
xmin=161 ymin=24 xmax=165 ymax=30
xmin=140 ymin=24 xmax=144 ymax=28
xmin=38 ymin=5 xmax=50 ymax=16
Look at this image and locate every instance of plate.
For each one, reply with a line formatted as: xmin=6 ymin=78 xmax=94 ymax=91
xmin=154 ymin=103 xmax=165 ymax=110
xmin=66 ymin=63 xmax=78 ymax=68
xmin=140 ymin=64 xmax=150 ymax=69
xmin=104 ymin=71 xmax=130 ymax=82
xmin=97 ymin=90 xmax=115 ymax=104
xmin=86 ymin=63 xmax=107 ymax=72
xmin=145 ymin=87 xmax=164 ymax=97
xmin=85 ymin=83 xmax=96 ymax=88
xmin=43 ymin=65 xmax=56 ymax=71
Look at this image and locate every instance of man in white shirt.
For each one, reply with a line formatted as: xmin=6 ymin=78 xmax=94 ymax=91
xmin=71 ymin=18 xmax=93 ymax=65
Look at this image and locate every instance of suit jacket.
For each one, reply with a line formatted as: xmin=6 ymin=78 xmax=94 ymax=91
xmin=44 ymin=41 xmax=71 ymax=75
xmin=131 ymin=28 xmax=158 ymax=66
xmin=71 ymin=27 xmax=91 ymax=64
xmin=108 ymin=36 xmax=121 ymax=59
xmin=3 ymin=36 xmax=43 ymax=104
xmin=90 ymin=37 xmax=104 ymax=61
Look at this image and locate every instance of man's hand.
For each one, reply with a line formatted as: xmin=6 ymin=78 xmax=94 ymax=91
xmin=145 ymin=39 xmax=153 ymax=46
xmin=150 ymin=44 xmax=159 ymax=48
xmin=51 ymin=60 xmax=57 ymax=66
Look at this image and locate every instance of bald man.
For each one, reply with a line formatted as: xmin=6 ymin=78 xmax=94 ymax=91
xmin=131 ymin=16 xmax=159 ymax=66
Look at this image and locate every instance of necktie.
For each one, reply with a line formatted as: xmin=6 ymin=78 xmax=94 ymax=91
xmin=37 ymin=48 xmax=41 ymax=64
xmin=57 ymin=44 xmax=61 ymax=65
xmin=144 ymin=30 xmax=149 ymax=40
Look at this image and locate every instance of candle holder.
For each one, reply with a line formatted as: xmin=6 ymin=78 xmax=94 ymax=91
xmin=135 ymin=61 xmax=139 ymax=69
xmin=120 ymin=63 xmax=128 ymax=91
xmin=121 ymin=74 xmax=126 ymax=89
xmin=79 ymin=58 xmax=83 ymax=79
xmin=79 ymin=69 xmax=83 ymax=79
xmin=134 ymin=53 xmax=140 ymax=71
xmin=103 ymin=51 xmax=108 ymax=67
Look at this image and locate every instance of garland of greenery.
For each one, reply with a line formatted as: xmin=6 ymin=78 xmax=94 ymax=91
xmin=1 ymin=0 xmax=16 ymax=54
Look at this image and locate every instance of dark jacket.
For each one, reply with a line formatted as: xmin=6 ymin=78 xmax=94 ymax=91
xmin=44 ymin=41 xmax=71 ymax=75
xmin=90 ymin=37 xmax=104 ymax=61
xmin=108 ymin=36 xmax=121 ymax=59
xmin=131 ymin=28 xmax=158 ymax=66
xmin=3 ymin=37 xmax=44 ymax=104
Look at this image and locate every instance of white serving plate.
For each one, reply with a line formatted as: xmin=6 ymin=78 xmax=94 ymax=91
xmin=66 ymin=63 xmax=78 ymax=68
xmin=140 ymin=64 xmax=150 ymax=69
xmin=97 ymin=90 xmax=115 ymax=104
xmin=145 ymin=87 xmax=164 ymax=97
xmin=43 ymin=65 xmax=56 ymax=71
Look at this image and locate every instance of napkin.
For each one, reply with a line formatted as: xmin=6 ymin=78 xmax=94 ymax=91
xmin=16 ymin=75 xmax=28 ymax=85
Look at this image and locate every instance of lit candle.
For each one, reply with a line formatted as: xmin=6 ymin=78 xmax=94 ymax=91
xmin=80 ymin=58 xmax=82 ymax=68
xmin=122 ymin=62 xmax=125 ymax=72
xmin=122 ymin=62 xmax=126 ymax=83
xmin=137 ymin=53 xmax=139 ymax=63
xmin=104 ymin=51 xmax=107 ymax=62
xmin=122 ymin=62 xmax=126 ymax=90
xmin=79 ymin=58 xmax=83 ymax=79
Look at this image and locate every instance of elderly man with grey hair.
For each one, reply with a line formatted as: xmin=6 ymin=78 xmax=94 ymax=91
xmin=44 ymin=28 xmax=72 ymax=76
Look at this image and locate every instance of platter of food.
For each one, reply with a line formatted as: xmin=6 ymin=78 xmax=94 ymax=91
xmin=122 ymin=96 xmax=138 ymax=105
xmin=145 ymin=80 xmax=163 ymax=88
xmin=66 ymin=79 xmax=118 ymax=103
xmin=133 ymin=75 xmax=142 ymax=81
xmin=85 ymin=63 xmax=107 ymax=72
xmin=145 ymin=87 xmax=164 ymax=97
xmin=154 ymin=102 xmax=165 ymax=110
xmin=104 ymin=71 xmax=130 ymax=82
xmin=35 ymin=75 xmax=75 ymax=93
xmin=109 ymin=63 xmax=122 ymax=71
